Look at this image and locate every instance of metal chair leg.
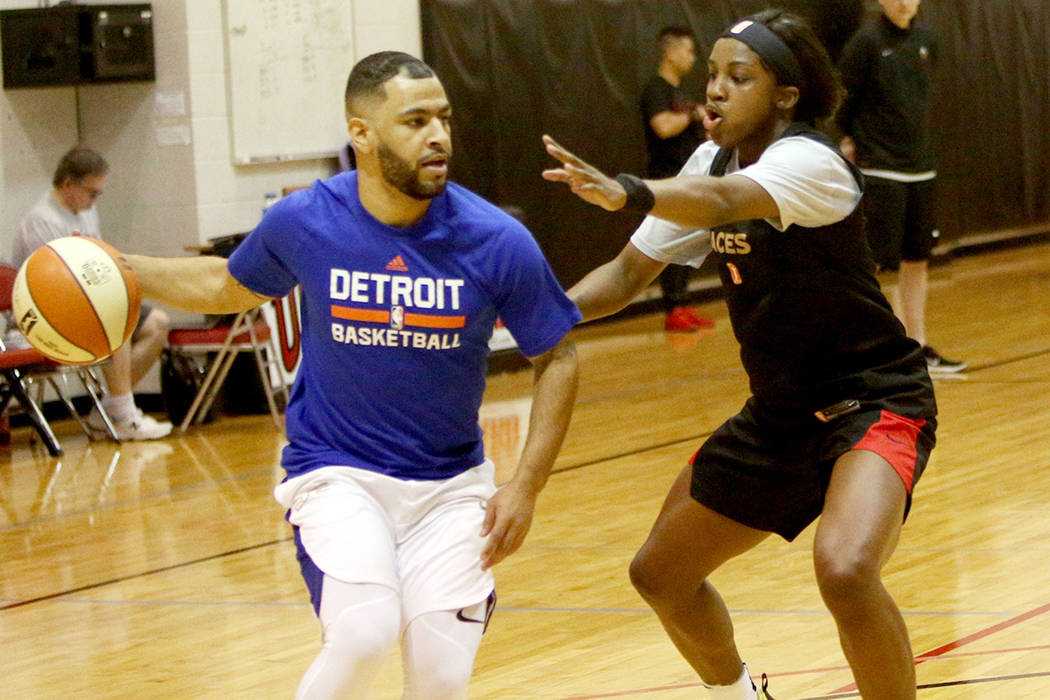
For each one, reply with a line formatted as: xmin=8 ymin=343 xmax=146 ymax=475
xmin=5 ymin=370 xmax=62 ymax=457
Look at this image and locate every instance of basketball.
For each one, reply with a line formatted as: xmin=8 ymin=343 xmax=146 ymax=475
xmin=11 ymin=236 xmax=141 ymax=364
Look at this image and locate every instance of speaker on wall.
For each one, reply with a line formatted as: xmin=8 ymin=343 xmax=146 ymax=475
xmin=0 ymin=7 xmax=81 ymax=88
xmin=80 ymin=5 xmax=155 ymax=82
xmin=1 ymin=4 xmax=154 ymax=89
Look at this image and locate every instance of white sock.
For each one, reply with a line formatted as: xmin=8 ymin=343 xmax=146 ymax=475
xmin=102 ymin=392 xmax=136 ymax=422
xmin=704 ymin=662 xmax=756 ymax=700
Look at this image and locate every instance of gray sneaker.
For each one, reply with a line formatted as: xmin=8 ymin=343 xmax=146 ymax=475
xmin=922 ymin=345 xmax=967 ymax=373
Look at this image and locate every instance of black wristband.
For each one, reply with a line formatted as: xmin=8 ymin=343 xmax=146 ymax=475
xmin=614 ymin=173 xmax=655 ymax=214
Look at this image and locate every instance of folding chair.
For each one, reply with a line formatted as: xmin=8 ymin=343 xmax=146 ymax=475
xmin=166 ymin=304 xmax=288 ymax=432
xmin=0 ymin=264 xmax=120 ymax=456
xmin=0 ymin=346 xmax=66 ymax=456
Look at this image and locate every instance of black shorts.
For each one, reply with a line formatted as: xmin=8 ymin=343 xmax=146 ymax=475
xmin=862 ymin=177 xmax=937 ymax=270
xmin=689 ymin=352 xmax=937 ymax=541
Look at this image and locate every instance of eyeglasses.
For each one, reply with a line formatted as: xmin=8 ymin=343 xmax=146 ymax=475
xmin=73 ymin=181 xmax=103 ymax=199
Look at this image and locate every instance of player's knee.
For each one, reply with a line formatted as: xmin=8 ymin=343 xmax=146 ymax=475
xmin=408 ymin=654 xmax=472 ymax=699
xmin=323 ymin=601 xmax=399 ymax=665
xmin=402 ymin=609 xmax=483 ymax=700
xmin=813 ymin=545 xmax=880 ymax=612
xmin=148 ymin=307 xmax=171 ymax=331
xmin=629 ymin=548 xmax=671 ymax=604
xmin=137 ymin=308 xmax=171 ymax=344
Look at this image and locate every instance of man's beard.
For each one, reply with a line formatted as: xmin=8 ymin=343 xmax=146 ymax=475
xmin=378 ymin=141 xmax=448 ymax=200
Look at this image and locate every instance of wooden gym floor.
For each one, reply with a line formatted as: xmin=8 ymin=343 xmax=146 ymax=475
xmin=3 ymin=240 xmax=1050 ymax=698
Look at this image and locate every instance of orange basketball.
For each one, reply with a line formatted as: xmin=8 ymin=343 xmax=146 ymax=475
xmin=11 ymin=236 xmax=141 ymax=364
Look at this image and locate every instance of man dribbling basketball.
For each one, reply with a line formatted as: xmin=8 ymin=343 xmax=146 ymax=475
xmin=124 ymin=52 xmax=580 ymax=698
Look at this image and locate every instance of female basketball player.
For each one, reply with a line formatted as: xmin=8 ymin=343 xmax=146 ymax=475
xmin=543 ymin=9 xmax=935 ymax=699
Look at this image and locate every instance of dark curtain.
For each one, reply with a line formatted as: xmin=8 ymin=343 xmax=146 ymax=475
xmin=422 ymin=0 xmax=1049 ymax=285
xmin=925 ymin=1 xmax=1050 ymax=238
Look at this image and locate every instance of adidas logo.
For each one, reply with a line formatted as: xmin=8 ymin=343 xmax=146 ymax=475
xmin=386 ymin=255 xmax=408 ymax=272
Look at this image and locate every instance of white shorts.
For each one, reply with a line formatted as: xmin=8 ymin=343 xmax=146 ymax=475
xmin=274 ymin=461 xmax=497 ymax=625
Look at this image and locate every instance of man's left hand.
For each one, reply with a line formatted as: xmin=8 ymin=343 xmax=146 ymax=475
xmin=479 ymin=480 xmax=538 ymax=570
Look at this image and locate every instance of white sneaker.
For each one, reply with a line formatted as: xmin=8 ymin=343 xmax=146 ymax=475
xmin=111 ymin=408 xmax=173 ymax=441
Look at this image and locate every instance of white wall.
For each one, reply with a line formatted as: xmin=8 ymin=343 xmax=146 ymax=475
xmin=0 ymin=0 xmax=421 ymax=393
xmin=2 ymin=0 xmax=421 ymax=251
xmin=184 ymin=0 xmax=421 ymax=241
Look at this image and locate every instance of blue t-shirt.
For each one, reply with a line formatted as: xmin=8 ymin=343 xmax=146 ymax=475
xmin=228 ymin=171 xmax=581 ymax=480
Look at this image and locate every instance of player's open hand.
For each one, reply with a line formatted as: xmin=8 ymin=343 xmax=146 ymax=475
xmin=479 ymin=479 xmax=538 ymax=569
xmin=542 ymin=135 xmax=627 ymax=211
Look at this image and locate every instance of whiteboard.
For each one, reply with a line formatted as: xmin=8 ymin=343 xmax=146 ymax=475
xmin=223 ymin=0 xmax=354 ymax=164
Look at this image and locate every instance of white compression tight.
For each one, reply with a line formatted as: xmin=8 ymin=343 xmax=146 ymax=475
xmin=401 ymin=598 xmax=489 ymax=699
xmin=295 ymin=580 xmax=400 ymax=699
xmin=294 ymin=576 xmax=487 ymax=700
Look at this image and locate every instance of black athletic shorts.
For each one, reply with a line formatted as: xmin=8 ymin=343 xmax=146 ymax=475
xmin=862 ymin=177 xmax=937 ymax=270
xmin=689 ymin=349 xmax=937 ymax=541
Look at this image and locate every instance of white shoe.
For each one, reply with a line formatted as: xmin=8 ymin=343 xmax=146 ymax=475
xmin=113 ymin=409 xmax=173 ymax=440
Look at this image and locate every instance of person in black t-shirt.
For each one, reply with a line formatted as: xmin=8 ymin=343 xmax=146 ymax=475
xmin=641 ymin=27 xmax=713 ymax=332
xmin=838 ymin=0 xmax=965 ymax=372
xmin=544 ymin=9 xmax=937 ymax=699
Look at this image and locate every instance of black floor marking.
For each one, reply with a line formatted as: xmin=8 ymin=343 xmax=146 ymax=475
xmin=551 ymin=432 xmax=712 ymax=475
xmin=795 ymin=670 xmax=1050 ymax=699
xmin=1 ymin=538 xmax=290 ymax=611
xmin=962 ymin=347 xmax=1050 ymax=373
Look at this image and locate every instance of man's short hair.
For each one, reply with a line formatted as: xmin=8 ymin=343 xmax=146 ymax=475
xmin=52 ymin=146 xmax=108 ymax=188
xmin=657 ymin=26 xmax=695 ymax=54
xmin=344 ymin=51 xmax=436 ymax=118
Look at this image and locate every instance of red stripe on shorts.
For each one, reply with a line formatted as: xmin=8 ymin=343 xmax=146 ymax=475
xmin=851 ymin=410 xmax=926 ymax=492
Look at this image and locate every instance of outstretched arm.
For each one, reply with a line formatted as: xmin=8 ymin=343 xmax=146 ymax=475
xmin=569 ymin=243 xmax=666 ymax=323
xmin=125 ymin=254 xmax=271 ymax=314
xmin=542 ymin=134 xmax=778 ymax=229
xmin=480 ymin=337 xmax=578 ymax=569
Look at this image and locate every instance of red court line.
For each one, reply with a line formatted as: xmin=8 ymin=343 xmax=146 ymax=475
xmin=558 ymin=642 xmax=1050 ymax=699
xmin=830 ymin=601 xmax=1050 ymax=694
xmin=933 ymin=642 xmax=1050 ymax=658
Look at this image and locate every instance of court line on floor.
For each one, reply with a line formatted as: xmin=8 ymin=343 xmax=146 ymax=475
xmin=829 ymin=600 xmax=1050 ymax=694
xmin=0 ymin=538 xmax=289 ymax=611
xmin=961 ymin=346 xmax=1050 ymax=373
xmin=559 ymin=646 xmax=1050 ymax=699
xmin=553 ymin=434 xmax=709 ymax=475
xmin=798 ymin=671 xmax=1050 ymax=699
xmin=917 ymin=601 xmax=1050 ymax=661
xmin=0 ymin=597 xmax=309 ymax=608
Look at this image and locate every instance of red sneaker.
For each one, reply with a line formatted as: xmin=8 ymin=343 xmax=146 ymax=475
xmin=680 ymin=306 xmax=715 ymax=328
xmin=665 ymin=306 xmax=702 ymax=332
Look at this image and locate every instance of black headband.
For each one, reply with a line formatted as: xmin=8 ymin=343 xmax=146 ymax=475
xmin=720 ymin=19 xmax=805 ymax=88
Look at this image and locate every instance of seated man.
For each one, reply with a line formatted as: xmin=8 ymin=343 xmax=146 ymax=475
xmin=11 ymin=146 xmax=172 ymax=440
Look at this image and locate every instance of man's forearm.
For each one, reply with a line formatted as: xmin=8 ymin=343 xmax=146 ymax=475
xmin=124 ymin=254 xmax=269 ymax=314
xmin=512 ymin=340 xmax=579 ymax=495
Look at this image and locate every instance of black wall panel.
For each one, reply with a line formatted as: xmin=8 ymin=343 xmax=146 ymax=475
xmin=422 ymin=0 xmax=1048 ymax=285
